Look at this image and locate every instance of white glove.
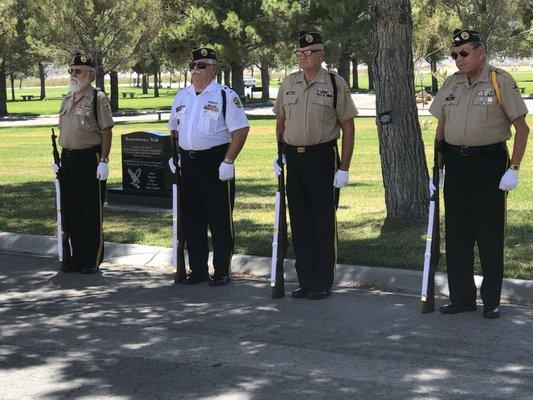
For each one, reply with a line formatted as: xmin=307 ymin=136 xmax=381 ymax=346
xmin=429 ymin=169 xmax=444 ymax=196
xmin=96 ymin=162 xmax=109 ymax=180
xmin=219 ymin=162 xmax=235 ymax=181
xmin=273 ymin=154 xmax=286 ymax=177
xmin=333 ymin=169 xmax=349 ymax=188
xmin=168 ymin=156 xmax=181 ymax=174
xmin=51 ymin=163 xmax=59 ymax=174
xmin=499 ymin=168 xmax=518 ymax=191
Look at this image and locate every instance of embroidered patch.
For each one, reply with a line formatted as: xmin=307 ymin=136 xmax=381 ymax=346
xmin=233 ymin=96 xmax=242 ymax=108
xmin=316 ymin=87 xmax=333 ymax=97
xmin=445 ymin=93 xmax=456 ymax=101
xmin=512 ymin=82 xmax=520 ymax=93
xmin=175 ymin=105 xmax=185 ymax=113
xmin=286 ymin=91 xmax=295 ymax=95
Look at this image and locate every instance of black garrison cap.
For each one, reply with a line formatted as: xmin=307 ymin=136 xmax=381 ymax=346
xmin=452 ymin=29 xmax=481 ymax=46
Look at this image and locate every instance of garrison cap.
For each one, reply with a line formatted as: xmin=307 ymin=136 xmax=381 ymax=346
xmin=299 ymin=31 xmax=323 ymax=48
xmin=452 ymin=29 xmax=481 ymax=46
xmin=192 ymin=47 xmax=217 ymax=61
xmin=71 ymin=53 xmax=95 ymax=69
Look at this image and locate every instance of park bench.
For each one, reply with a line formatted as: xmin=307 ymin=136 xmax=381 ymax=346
xmin=21 ymin=95 xmax=35 ymax=101
xmin=154 ymin=110 xmax=168 ymax=121
xmin=121 ymin=91 xmax=136 ymax=98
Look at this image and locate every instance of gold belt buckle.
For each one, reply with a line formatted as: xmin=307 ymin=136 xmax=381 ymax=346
xmin=297 ymin=146 xmax=306 ymax=153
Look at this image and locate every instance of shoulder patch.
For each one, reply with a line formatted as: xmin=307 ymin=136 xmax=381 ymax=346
xmin=233 ymin=96 xmax=242 ymax=108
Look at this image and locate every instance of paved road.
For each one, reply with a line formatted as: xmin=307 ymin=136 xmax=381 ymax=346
xmin=1 ymin=252 xmax=532 ymax=400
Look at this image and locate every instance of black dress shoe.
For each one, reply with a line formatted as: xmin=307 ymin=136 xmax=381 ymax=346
xmin=208 ymin=275 xmax=231 ymax=287
xmin=81 ymin=266 xmax=99 ymax=274
xmin=182 ymin=273 xmax=209 ymax=285
xmin=291 ymin=288 xmax=308 ymax=298
xmin=439 ymin=302 xmax=477 ymax=314
xmin=60 ymin=264 xmax=81 ymax=273
xmin=307 ymin=290 xmax=331 ymax=300
xmin=483 ymin=306 xmax=501 ymax=319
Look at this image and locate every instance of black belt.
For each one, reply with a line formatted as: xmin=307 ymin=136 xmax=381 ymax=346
xmin=179 ymin=143 xmax=229 ymax=159
xmin=443 ymin=142 xmax=505 ymax=157
xmin=62 ymin=145 xmax=101 ymax=158
xmin=285 ymin=139 xmax=337 ymax=154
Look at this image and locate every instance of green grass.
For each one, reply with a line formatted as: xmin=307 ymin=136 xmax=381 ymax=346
xmin=5 ymin=69 xmax=532 ymax=116
xmin=0 ymin=117 xmax=531 ymax=279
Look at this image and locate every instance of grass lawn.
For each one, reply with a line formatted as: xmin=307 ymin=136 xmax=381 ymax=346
xmin=5 ymin=69 xmax=532 ymax=116
xmin=0 ymin=117 xmax=531 ymax=279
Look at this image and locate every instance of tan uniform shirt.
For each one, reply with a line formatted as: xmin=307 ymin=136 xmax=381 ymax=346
xmin=273 ymin=69 xmax=358 ymax=146
xmin=429 ymin=63 xmax=528 ymax=146
xmin=59 ymin=84 xmax=115 ymax=149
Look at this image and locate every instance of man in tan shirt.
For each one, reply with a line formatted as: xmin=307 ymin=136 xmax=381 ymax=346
xmin=53 ymin=53 xmax=114 ymax=274
xmin=429 ymin=29 xmax=529 ymax=318
xmin=272 ymin=31 xmax=358 ymax=300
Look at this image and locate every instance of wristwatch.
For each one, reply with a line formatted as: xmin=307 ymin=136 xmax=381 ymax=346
xmin=509 ymin=164 xmax=519 ymax=171
xmin=223 ymin=158 xmax=234 ymax=164
xmin=101 ymin=157 xmax=109 ymax=163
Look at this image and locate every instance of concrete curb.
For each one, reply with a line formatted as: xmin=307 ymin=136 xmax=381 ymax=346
xmin=1 ymin=230 xmax=531 ymax=304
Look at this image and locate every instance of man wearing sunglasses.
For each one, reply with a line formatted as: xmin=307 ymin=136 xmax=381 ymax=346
xmin=53 ymin=53 xmax=114 ymax=274
xmin=429 ymin=29 xmax=529 ymax=318
xmin=168 ymin=48 xmax=249 ymax=287
xmin=272 ymin=31 xmax=357 ymax=300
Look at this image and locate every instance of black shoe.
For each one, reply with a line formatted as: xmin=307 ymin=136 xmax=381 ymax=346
xmin=307 ymin=290 xmax=331 ymax=300
xmin=439 ymin=302 xmax=477 ymax=314
xmin=81 ymin=266 xmax=99 ymax=274
xmin=291 ymin=288 xmax=308 ymax=299
xmin=182 ymin=273 xmax=209 ymax=285
xmin=208 ymin=275 xmax=231 ymax=287
xmin=60 ymin=264 xmax=81 ymax=273
xmin=483 ymin=306 xmax=501 ymax=319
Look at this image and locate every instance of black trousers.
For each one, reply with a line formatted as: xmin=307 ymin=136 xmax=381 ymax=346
xmin=61 ymin=147 xmax=106 ymax=269
xmin=180 ymin=144 xmax=235 ymax=277
xmin=443 ymin=147 xmax=508 ymax=308
xmin=285 ymin=141 xmax=340 ymax=293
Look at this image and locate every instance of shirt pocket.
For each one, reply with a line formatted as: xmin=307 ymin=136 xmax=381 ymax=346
xmin=282 ymin=95 xmax=298 ymax=120
xmin=198 ymin=108 xmax=217 ymax=134
xmin=443 ymin=98 xmax=459 ymax=122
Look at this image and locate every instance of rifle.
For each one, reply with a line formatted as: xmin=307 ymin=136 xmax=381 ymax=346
xmin=421 ymin=140 xmax=441 ymax=313
xmin=270 ymin=141 xmax=287 ymax=298
xmin=170 ymin=132 xmax=187 ymax=283
xmin=51 ymin=128 xmax=72 ymax=267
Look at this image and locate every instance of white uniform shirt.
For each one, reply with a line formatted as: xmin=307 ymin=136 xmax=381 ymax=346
xmin=167 ymin=80 xmax=249 ymax=150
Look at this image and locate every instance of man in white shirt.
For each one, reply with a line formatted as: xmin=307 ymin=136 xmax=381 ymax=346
xmin=168 ymin=48 xmax=250 ymax=286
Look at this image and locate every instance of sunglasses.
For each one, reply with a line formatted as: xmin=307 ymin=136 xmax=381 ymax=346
xmin=188 ymin=62 xmax=216 ymax=70
xmin=68 ymin=68 xmax=83 ymax=75
xmin=451 ymin=48 xmax=475 ymax=60
xmin=295 ymin=49 xmax=322 ymax=58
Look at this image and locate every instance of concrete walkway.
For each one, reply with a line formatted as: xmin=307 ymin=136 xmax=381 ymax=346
xmin=0 ymin=251 xmax=532 ymax=399
xmin=1 ymin=230 xmax=532 ymax=305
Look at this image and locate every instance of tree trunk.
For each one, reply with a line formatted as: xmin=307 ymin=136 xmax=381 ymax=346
xmin=153 ymin=72 xmax=159 ymax=97
xmin=223 ymin=66 xmax=231 ymax=87
xmin=158 ymin=70 xmax=162 ymax=88
xmin=39 ymin=62 xmax=46 ymax=100
xmin=142 ymin=74 xmax=148 ymax=94
xmin=351 ymin=57 xmax=359 ymax=90
xmin=430 ymin=55 xmax=438 ymax=93
xmin=184 ymin=69 xmax=188 ymax=86
xmin=367 ymin=60 xmax=374 ymax=91
xmin=230 ymin=62 xmax=244 ymax=98
xmin=95 ymin=55 xmax=105 ymax=91
xmin=260 ymin=58 xmax=270 ymax=101
xmin=216 ymin=69 xmax=222 ymax=83
xmin=0 ymin=62 xmax=7 ymax=116
xmin=338 ymin=46 xmax=351 ymax=86
xmin=136 ymin=72 xmax=141 ymax=87
xmin=10 ymin=74 xmax=15 ymax=101
xmin=110 ymin=70 xmax=119 ymax=112
xmin=372 ymin=0 xmax=429 ymax=220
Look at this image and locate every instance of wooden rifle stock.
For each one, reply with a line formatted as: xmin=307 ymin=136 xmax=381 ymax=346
xmin=170 ymin=133 xmax=187 ymax=283
xmin=421 ymin=142 xmax=441 ymax=313
xmin=51 ymin=128 xmax=72 ymax=266
xmin=270 ymin=141 xmax=287 ymax=298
